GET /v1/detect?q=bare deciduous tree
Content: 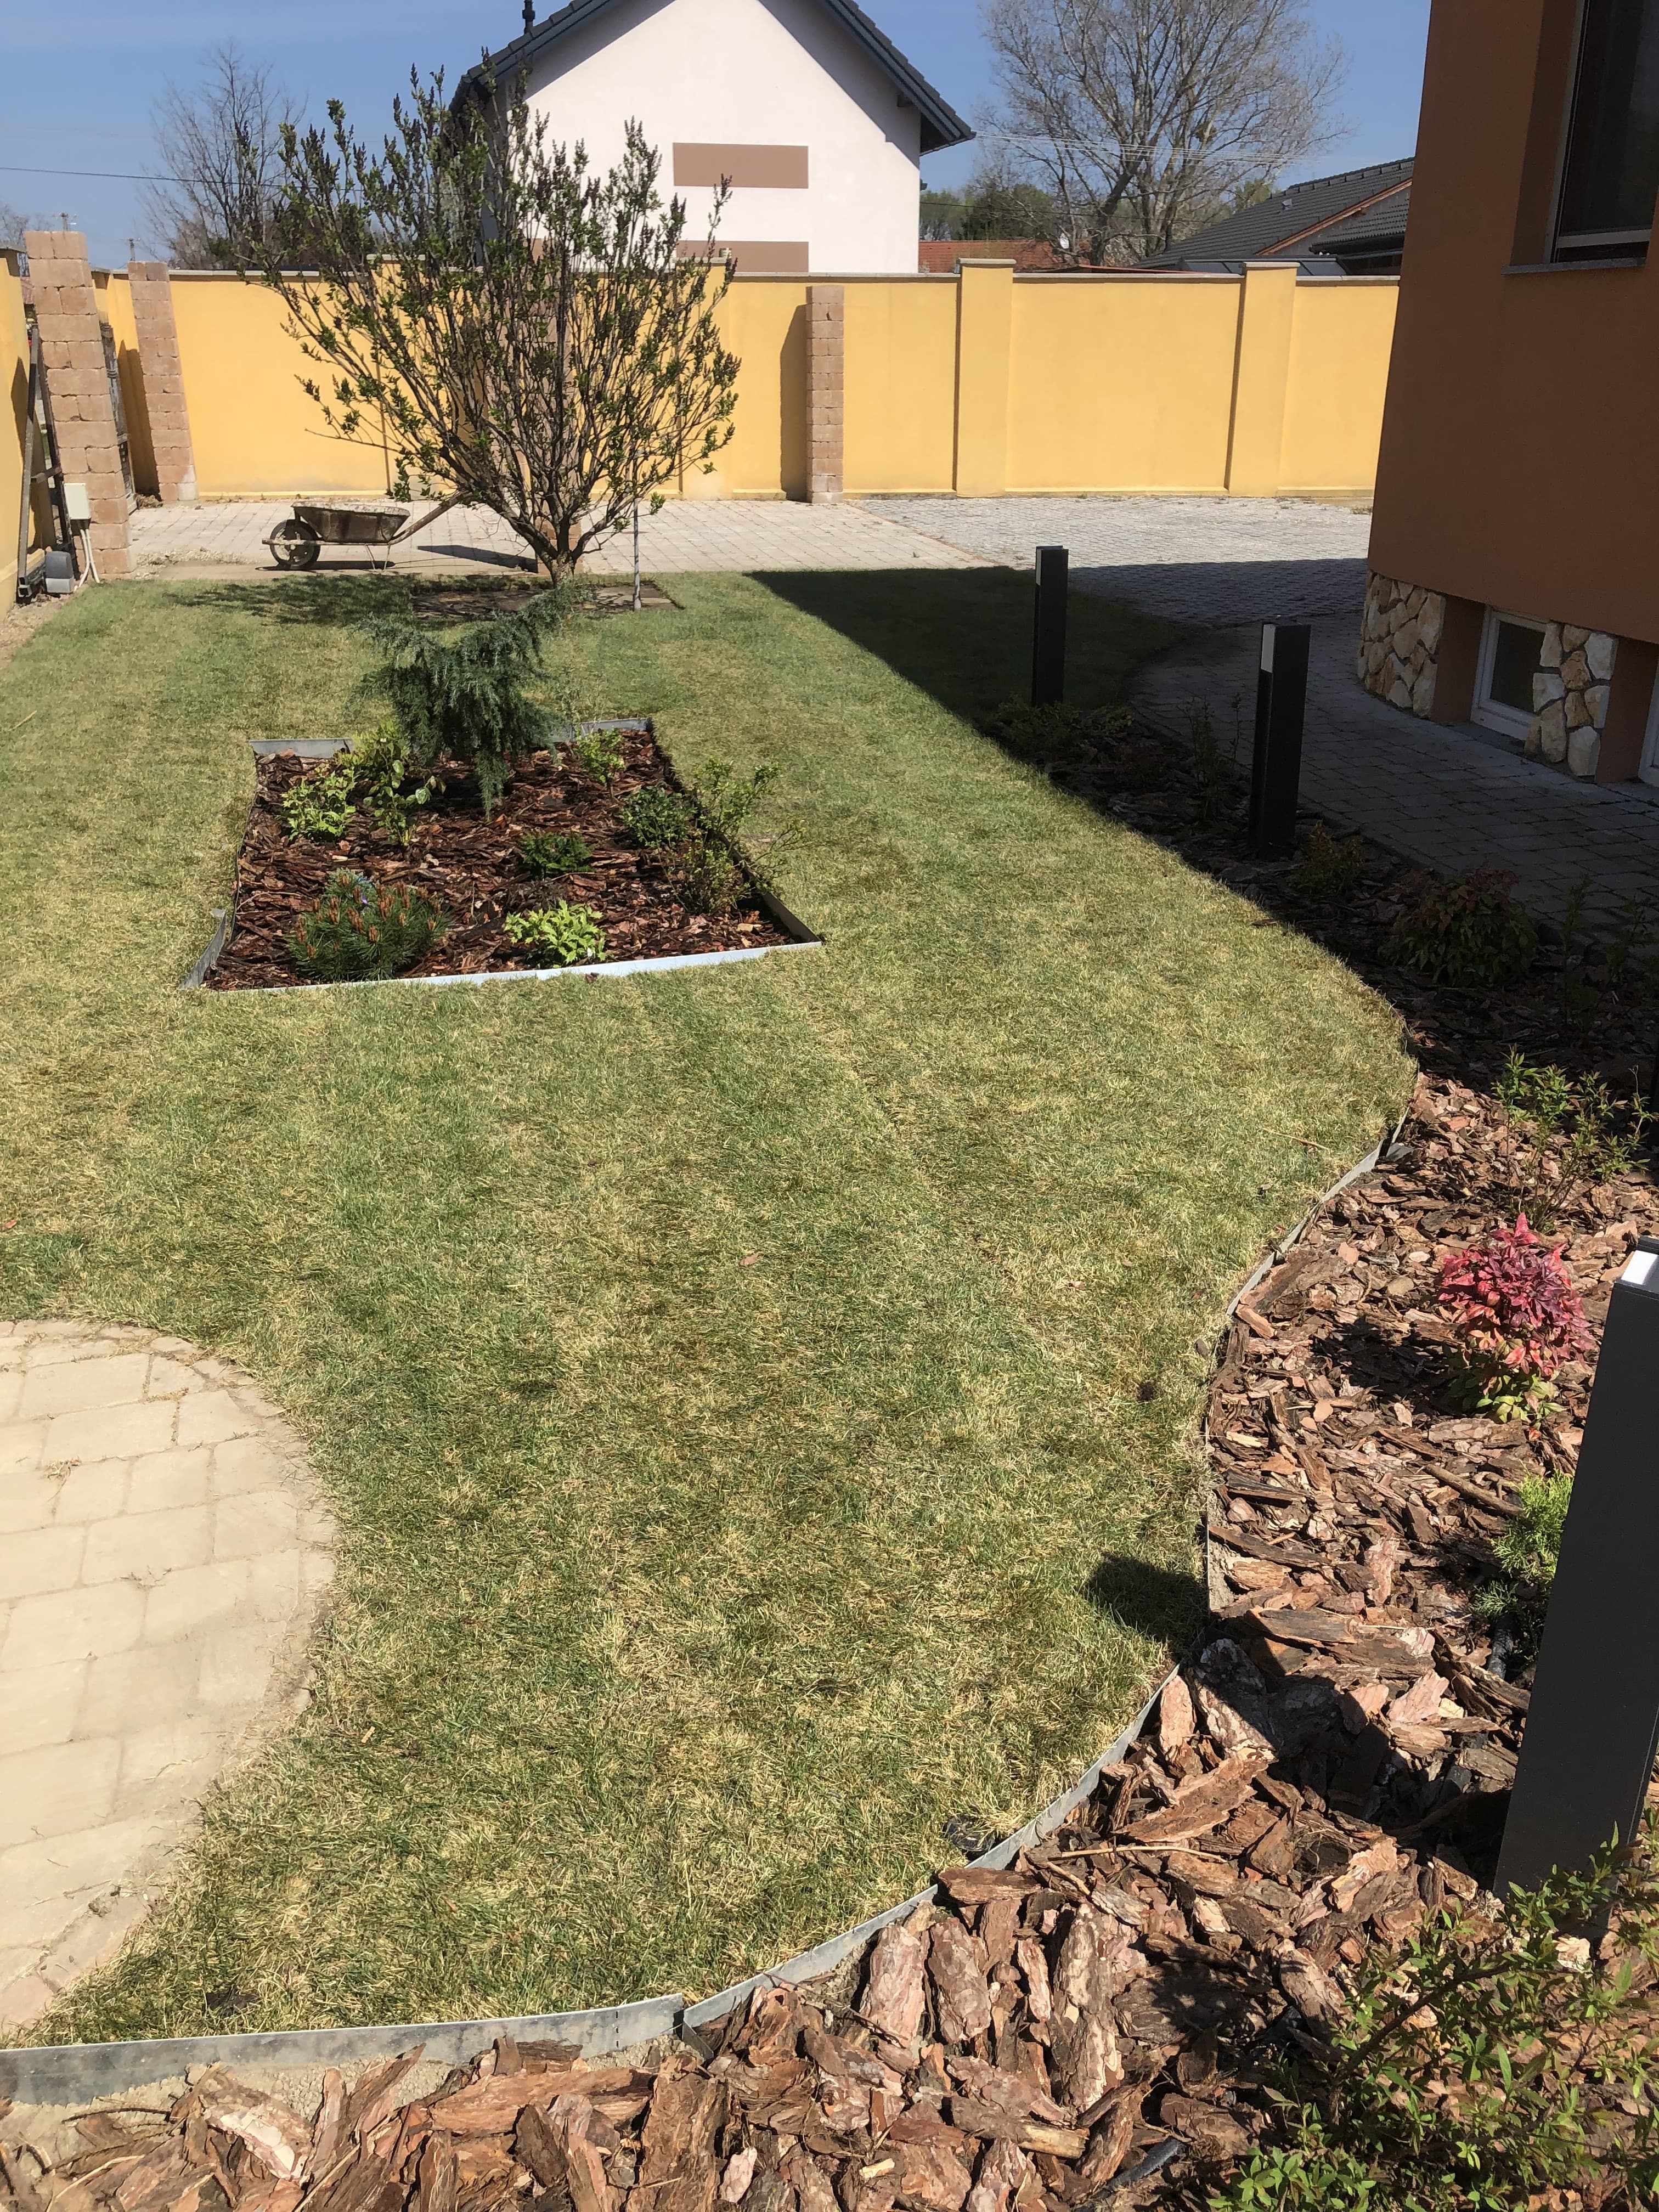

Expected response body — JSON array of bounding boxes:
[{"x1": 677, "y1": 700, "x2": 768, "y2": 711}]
[
  {"x1": 980, "y1": 0, "x2": 1345, "y2": 263},
  {"x1": 259, "y1": 70, "x2": 740, "y2": 581},
  {"x1": 0, "y1": 198, "x2": 42, "y2": 248},
  {"x1": 142, "y1": 42, "x2": 301, "y2": 268}
]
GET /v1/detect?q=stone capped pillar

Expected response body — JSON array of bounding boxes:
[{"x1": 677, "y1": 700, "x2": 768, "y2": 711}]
[
  {"x1": 24, "y1": 229, "x2": 131, "y2": 577},
  {"x1": 128, "y1": 262, "x2": 197, "y2": 504},
  {"x1": 806, "y1": 284, "x2": 844, "y2": 504}
]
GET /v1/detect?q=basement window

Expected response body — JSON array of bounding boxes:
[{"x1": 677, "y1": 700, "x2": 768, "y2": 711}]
[
  {"x1": 1474, "y1": 610, "x2": 1548, "y2": 736},
  {"x1": 1555, "y1": 0, "x2": 1659, "y2": 260}
]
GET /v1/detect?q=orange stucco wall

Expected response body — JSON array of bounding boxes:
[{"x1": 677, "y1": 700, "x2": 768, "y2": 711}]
[{"x1": 1369, "y1": 0, "x2": 1659, "y2": 646}]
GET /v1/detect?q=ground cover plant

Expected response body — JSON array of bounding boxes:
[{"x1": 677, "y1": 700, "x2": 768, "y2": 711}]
[{"x1": 0, "y1": 568, "x2": 1406, "y2": 2046}]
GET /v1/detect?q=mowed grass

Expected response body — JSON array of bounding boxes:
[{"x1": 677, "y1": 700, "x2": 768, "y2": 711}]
[{"x1": 1, "y1": 568, "x2": 1409, "y2": 2044}]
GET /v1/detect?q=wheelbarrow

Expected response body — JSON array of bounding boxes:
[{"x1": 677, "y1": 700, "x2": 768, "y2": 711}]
[{"x1": 265, "y1": 493, "x2": 463, "y2": 571}]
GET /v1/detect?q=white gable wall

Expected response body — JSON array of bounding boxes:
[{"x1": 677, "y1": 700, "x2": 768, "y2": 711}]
[{"x1": 521, "y1": 0, "x2": 924, "y2": 273}]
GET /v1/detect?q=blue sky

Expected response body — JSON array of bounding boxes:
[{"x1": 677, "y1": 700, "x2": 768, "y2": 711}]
[{"x1": 1, "y1": 0, "x2": 1431, "y2": 267}]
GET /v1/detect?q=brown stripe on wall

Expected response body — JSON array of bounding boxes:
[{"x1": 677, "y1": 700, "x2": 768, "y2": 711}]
[
  {"x1": 677, "y1": 240, "x2": 810, "y2": 273},
  {"x1": 674, "y1": 143, "x2": 809, "y2": 189}
]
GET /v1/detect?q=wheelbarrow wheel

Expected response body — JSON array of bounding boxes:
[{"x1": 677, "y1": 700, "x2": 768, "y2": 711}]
[{"x1": 269, "y1": 518, "x2": 321, "y2": 569}]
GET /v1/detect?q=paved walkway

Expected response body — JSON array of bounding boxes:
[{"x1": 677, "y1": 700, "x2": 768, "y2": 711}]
[
  {"x1": 1135, "y1": 614, "x2": 1659, "y2": 926},
  {"x1": 0, "y1": 1322, "x2": 335, "y2": 2030},
  {"x1": 866, "y1": 493, "x2": 1373, "y2": 623},
  {"x1": 130, "y1": 498, "x2": 989, "y2": 578}
]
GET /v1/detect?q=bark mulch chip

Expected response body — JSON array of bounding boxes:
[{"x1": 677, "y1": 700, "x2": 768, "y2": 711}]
[{"x1": 208, "y1": 733, "x2": 790, "y2": 991}]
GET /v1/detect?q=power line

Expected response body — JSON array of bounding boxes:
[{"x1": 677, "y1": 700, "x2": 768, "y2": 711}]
[{"x1": 0, "y1": 164, "x2": 183, "y2": 182}]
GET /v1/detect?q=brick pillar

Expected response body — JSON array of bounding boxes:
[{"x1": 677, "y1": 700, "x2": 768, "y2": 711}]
[
  {"x1": 24, "y1": 229, "x2": 131, "y2": 578},
  {"x1": 806, "y1": 284, "x2": 844, "y2": 504},
  {"x1": 128, "y1": 262, "x2": 197, "y2": 505}
]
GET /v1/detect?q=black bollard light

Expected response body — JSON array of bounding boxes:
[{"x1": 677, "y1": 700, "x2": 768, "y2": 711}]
[
  {"x1": 1497, "y1": 1236, "x2": 1659, "y2": 1896},
  {"x1": 1032, "y1": 545, "x2": 1069, "y2": 708},
  {"x1": 1248, "y1": 622, "x2": 1310, "y2": 861}
]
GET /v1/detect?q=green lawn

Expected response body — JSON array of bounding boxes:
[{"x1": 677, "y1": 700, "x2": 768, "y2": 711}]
[{"x1": 2, "y1": 569, "x2": 1409, "y2": 2044}]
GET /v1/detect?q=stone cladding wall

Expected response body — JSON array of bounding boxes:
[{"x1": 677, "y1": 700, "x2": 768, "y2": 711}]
[
  {"x1": 1528, "y1": 623, "x2": 1617, "y2": 778},
  {"x1": 1358, "y1": 569, "x2": 1444, "y2": 717}
]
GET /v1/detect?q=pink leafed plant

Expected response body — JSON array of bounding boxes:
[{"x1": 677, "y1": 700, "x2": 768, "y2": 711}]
[{"x1": 1437, "y1": 1214, "x2": 1594, "y2": 1420}]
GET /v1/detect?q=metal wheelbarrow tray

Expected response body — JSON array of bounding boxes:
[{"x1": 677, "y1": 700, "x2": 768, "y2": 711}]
[{"x1": 266, "y1": 499, "x2": 424, "y2": 571}]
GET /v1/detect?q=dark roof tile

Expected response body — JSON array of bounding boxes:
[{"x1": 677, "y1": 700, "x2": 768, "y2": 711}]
[{"x1": 1140, "y1": 159, "x2": 1414, "y2": 270}]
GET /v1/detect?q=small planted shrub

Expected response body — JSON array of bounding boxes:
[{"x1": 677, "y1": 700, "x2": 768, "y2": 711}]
[
  {"x1": 1437, "y1": 1212, "x2": 1593, "y2": 1421},
  {"x1": 1477, "y1": 1470, "x2": 1573, "y2": 1661},
  {"x1": 1496, "y1": 1048, "x2": 1648, "y2": 1226},
  {"x1": 1293, "y1": 819, "x2": 1367, "y2": 902},
  {"x1": 349, "y1": 720, "x2": 441, "y2": 848},
  {"x1": 361, "y1": 587, "x2": 571, "y2": 817},
  {"x1": 289, "y1": 871, "x2": 448, "y2": 981},
  {"x1": 1391, "y1": 866, "x2": 1538, "y2": 989},
  {"x1": 1209, "y1": 1830, "x2": 1659, "y2": 2211},
  {"x1": 620, "y1": 785, "x2": 695, "y2": 850},
  {"x1": 674, "y1": 833, "x2": 743, "y2": 916},
  {"x1": 281, "y1": 759, "x2": 358, "y2": 841},
  {"x1": 518, "y1": 830, "x2": 593, "y2": 877},
  {"x1": 503, "y1": 902, "x2": 607, "y2": 966},
  {"x1": 568, "y1": 727, "x2": 626, "y2": 785},
  {"x1": 673, "y1": 755, "x2": 800, "y2": 913}
]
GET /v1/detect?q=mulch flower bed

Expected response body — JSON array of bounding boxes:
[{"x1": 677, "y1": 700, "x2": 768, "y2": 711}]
[{"x1": 207, "y1": 735, "x2": 791, "y2": 991}]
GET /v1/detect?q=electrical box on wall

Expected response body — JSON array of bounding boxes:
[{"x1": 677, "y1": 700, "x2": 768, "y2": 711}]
[{"x1": 64, "y1": 482, "x2": 92, "y2": 524}]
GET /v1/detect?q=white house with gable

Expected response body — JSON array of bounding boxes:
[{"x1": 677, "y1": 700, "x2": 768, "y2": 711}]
[{"x1": 464, "y1": 0, "x2": 973, "y2": 273}]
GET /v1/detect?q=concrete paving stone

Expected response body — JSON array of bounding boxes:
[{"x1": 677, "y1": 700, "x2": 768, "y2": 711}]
[
  {"x1": 82, "y1": 1502, "x2": 213, "y2": 1587},
  {"x1": 246, "y1": 1548, "x2": 301, "y2": 1619},
  {"x1": 77, "y1": 1637, "x2": 202, "y2": 1737},
  {"x1": 196, "y1": 1618, "x2": 281, "y2": 1709},
  {"x1": 0, "y1": 1420, "x2": 47, "y2": 1474},
  {"x1": 144, "y1": 1355, "x2": 201, "y2": 1398},
  {"x1": 127, "y1": 1444, "x2": 214, "y2": 1515},
  {"x1": 52, "y1": 1457, "x2": 131, "y2": 1522},
  {"x1": 140, "y1": 1556, "x2": 250, "y2": 1643},
  {"x1": 0, "y1": 1816, "x2": 172, "y2": 1940},
  {"x1": 176, "y1": 1387, "x2": 257, "y2": 1448},
  {"x1": 210, "y1": 1434, "x2": 291, "y2": 1496},
  {"x1": 301, "y1": 1549, "x2": 337, "y2": 1598},
  {"x1": 0, "y1": 1660, "x2": 87, "y2": 1756},
  {"x1": 213, "y1": 1488, "x2": 299, "y2": 1561},
  {"x1": 1, "y1": 1581, "x2": 145, "y2": 1671},
  {"x1": 0, "y1": 1523, "x2": 84, "y2": 1602},
  {"x1": 114, "y1": 1716, "x2": 235, "y2": 1817},
  {"x1": 36, "y1": 1890, "x2": 150, "y2": 1993},
  {"x1": 0, "y1": 1468, "x2": 57, "y2": 1534},
  {"x1": 0, "y1": 1972, "x2": 57, "y2": 2031},
  {"x1": 0, "y1": 1372, "x2": 20, "y2": 1423},
  {"x1": 45, "y1": 1398, "x2": 174, "y2": 1465},
  {"x1": 0, "y1": 1737, "x2": 121, "y2": 1849},
  {"x1": 147, "y1": 1336, "x2": 201, "y2": 1359}
]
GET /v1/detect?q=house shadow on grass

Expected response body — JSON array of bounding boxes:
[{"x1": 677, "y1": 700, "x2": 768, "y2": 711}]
[
  {"x1": 753, "y1": 568, "x2": 1182, "y2": 728},
  {"x1": 1084, "y1": 1551, "x2": 1207, "y2": 1653}
]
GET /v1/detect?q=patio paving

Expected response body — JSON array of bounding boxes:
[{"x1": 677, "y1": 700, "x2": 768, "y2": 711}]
[
  {"x1": 0, "y1": 1322, "x2": 335, "y2": 2030},
  {"x1": 129, "y1": 497, "x2": 990, "y2": 578}
]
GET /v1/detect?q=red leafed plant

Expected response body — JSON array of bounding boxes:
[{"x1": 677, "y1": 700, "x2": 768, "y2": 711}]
[{"x1": 1437, "y1": 1214, "x2": 1594, "y2": 1420}]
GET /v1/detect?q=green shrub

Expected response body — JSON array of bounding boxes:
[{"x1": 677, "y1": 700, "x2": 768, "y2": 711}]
[
  {"x1": 568, "y1": 727, "x2": 626, "y2": 785},
  {"x1": 518, "y1": 830, "x2": 593, "y2": 877},
  {"x1": 620, "y1": 785, "x2": 695, "y2": 850},
  {"x1": 360, "y1": 588, "x2": 571, "y2": 817},
  {"x1": 1496, "y1": 1051, "x2": 1649, "y2": 1224},
  {"x1": 674, "y1": 833, "x2": 744, "y2": 916},
  {"x1": 1392, "y1": 867, "x2": 1538, "y2": 989},
  {"x1": 1210, "y1": 1830, "x2": 1659, "y2": 2210},
  {"x1": 349, "y1": 720, "x2": 441, "y2": 847},
  {"x1": 503, "y1": 902, "x2": 607, "y2": 966},
  {"x1": 1476, "y1": 1471, "x2": 1573, "y2": 1661},
  {"x1": 1293, "y1": 820, "x2": 1367, "y2": 902},
  {"x1": 281, "y1": 760, "x2": 358, "y2": 841},
  {"x1": 289, "y1": 871, "x2": 448, "y2": 981}
]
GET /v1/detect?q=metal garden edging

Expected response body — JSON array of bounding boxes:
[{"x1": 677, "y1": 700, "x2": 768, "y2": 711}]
[{"x1": 182, "y1": 723, "x2": 822, "y2": 992}]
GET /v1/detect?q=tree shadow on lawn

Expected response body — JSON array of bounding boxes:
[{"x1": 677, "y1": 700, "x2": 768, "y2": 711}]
[{"x1": 1084, "y1": 1551, "x2": 1207, "y2": 1654}]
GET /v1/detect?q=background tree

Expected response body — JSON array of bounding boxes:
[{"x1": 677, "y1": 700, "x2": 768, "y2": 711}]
[
  {"x1": 261, "y1": 71, "x2": 739, "y2": 580},
  {"x1": 0, "y1": 198, "x2": 42, "y2": 247},
  {"x1": 980, "y1": 0, "x2": 1345, "y2": 264},
  {"x1": 142, "y1": 42, "x2": 302, "y2": 268}
]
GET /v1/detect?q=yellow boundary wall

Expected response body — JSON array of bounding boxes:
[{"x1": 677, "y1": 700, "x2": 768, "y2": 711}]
[{"x1": 5, "y1": 260, "x2": 1397, "y2": 558}]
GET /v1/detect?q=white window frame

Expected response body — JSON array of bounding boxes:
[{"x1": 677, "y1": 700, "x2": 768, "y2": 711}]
[
  {"x1": 1474, "y1": 607, "x2": 1550, "y2": 737},
  {"x1": 1640, "y1": 668, "x2": 1659, "y2": 786}
]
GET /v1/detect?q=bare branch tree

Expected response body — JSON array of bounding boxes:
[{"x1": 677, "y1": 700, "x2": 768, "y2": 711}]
[
  {"x1": 980, "y1": 0, "x2": 1346, "y2": 263},
  {"x1": 142, "y1": 42, "x2": 301, "y2": 268},
  {"x1": 0, "y1": 197, "x2": 42, "y2": 248},
  {"x1": 259, "y1": 69, "x2": 740, "y2": 581}
]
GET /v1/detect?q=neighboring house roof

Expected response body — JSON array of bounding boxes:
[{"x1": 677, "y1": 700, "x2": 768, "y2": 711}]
[
  {"x1": 918, "y1": 239, "x2": 1060, "y2": 272},
  {"x1": 462, "y1": 0, "x2": 974, "y2": 155},
  {"x1": 1141, "y1": 159, "x2": 1414, "y2": 274},
  {"x1": 1308, "y1": 187, "x2": 1413, "y2": 258}
]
